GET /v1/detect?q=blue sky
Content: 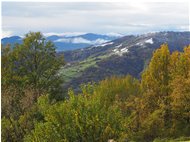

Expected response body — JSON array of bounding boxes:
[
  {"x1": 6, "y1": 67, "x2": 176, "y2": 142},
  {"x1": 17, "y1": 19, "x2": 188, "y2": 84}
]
[{"x1": 2, "y1": 2, "x2": 189, "y2": 37}]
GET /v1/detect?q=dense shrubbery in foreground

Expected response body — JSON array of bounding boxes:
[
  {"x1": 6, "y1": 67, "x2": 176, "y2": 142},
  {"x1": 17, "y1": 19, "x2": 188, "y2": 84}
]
[{"x1": 2, "y1": 32, "x2": 190, "y2": 142}]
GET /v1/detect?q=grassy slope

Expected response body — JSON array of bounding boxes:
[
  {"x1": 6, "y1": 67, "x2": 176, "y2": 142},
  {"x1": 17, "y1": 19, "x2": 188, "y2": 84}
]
[{"x1": 59, "y1": 54, "x2": 111, "y2": 83}]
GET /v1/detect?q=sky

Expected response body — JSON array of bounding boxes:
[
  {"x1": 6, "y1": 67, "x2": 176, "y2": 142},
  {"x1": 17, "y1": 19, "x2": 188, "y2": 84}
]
[{"x1": 2, "y1": 2, "x2": 190, "y2": 37}]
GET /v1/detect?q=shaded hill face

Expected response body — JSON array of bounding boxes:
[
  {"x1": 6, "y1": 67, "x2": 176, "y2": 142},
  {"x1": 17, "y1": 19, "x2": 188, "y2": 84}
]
[
  {"x1": 60, "y1": 31, "x2": 190, "y2": 91},
  {"x1": 1, "y1": 36, "x2": 22, "y2": 45}
]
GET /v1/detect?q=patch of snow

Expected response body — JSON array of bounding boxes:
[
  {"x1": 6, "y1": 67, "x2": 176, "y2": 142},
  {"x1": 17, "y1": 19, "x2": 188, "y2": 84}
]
[
  {"x1": 145, "y1": 38, "x2": 153, "y2": 44},
  {"x1": 112, "y1": 47, "x2": 129, "y2": 56},
  {"x1": 136, "y1": 42, "x2": 143, "y2": 46},
  {"x1": 115, "y1": 44, "x2": 122, "y2": 48},
  {"x1": 121, "y1": 48, "x2": 128, "y2": 53},
  {"x1": 113, "y1": 49, "x2": 118, "y2": 52},
  {"x1": 136, "y1": 38, "x2": 153, "y2": 46},
  {"x1": 163, "y1": 32, "x2": 169, "y2": 36},
  {"x1": 100, "y1": 42, "x2": 113, "y2": 47}
]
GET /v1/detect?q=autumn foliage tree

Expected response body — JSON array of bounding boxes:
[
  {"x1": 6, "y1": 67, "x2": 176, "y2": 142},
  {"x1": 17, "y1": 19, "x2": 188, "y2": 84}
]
[{"x1": 128, "y1": 44, "x2": 190, "y2": 141}]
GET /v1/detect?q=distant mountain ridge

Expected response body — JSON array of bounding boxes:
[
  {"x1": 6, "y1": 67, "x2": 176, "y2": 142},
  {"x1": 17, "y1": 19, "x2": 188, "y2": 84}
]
[
  {"x1": 1, "y1": 36, "x2": 22, "y2": 45},
  {"x1": 1, "y1": 33, "x2": 123, "y2": 51}
]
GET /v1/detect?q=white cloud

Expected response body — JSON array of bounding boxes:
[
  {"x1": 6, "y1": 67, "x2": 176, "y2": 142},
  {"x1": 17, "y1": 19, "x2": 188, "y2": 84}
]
[
  {"x1": 72, "y1": 37, "x2": 91, "y2": 44},
  {"x1": 55, "y1": 37, "x2": 91, "y2": 43},
  {"x1": 44, "y1": 32, "x2": 86, "y2": 37},
  {"x1": 55, "y1": 38, "x2": 71, "y2": 42},
  {"x1": 2, "y1": 2, "x2": 189, "y2": 36},
  {"x1": 104, "y1": 32, "x2": 123, "y2": 37},
  {"x1": 55, "y1": 37, "x2": 109, "y2": 45},
  {"x1": 2, "y1": 30, "x2": 13, "y2": 38}
]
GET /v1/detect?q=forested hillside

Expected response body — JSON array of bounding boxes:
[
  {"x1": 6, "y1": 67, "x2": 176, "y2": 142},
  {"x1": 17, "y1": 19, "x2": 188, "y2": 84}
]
[
  {"x1": 1, "y1": 32, "x2": 190, "y2": 142},
  {"x1": 60, "y1": 32, "x2": 190, "y2": 92}
]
